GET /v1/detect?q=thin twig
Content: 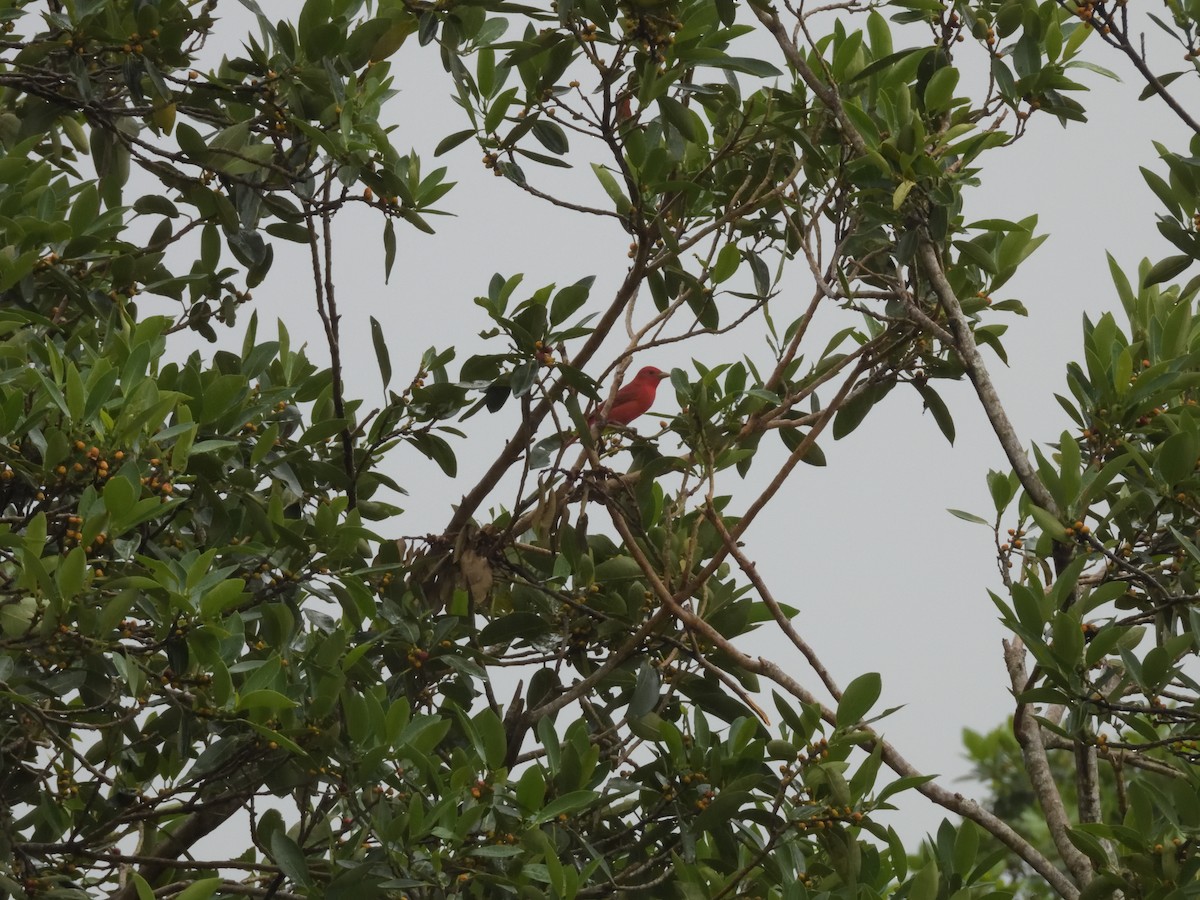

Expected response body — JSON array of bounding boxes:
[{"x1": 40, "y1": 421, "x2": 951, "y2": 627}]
[
  {"x1": 704, "y1": 507, "x2": 842, "y2": 700},
  {"x1": 306, "y1": 181, "x2": 357, "y2": 508}
]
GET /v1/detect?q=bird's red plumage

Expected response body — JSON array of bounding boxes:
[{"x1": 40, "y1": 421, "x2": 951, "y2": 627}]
[{"x1": 588, "y1": 366, "x2": 669, "y2": 427}]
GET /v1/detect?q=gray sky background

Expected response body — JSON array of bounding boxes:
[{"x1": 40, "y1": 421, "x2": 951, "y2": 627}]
[{"x1": 187, "y1": 0, "x2": 1198, "y2": 841}]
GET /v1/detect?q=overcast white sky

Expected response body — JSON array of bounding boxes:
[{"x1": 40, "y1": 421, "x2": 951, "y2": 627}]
[{"x1": 194, "y1": 0, "x2": 1197, "y2": 840}]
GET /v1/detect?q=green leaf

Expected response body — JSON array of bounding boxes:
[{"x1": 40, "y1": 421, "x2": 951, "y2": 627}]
[
  {"x1": 435, "y1": 129, "x2": 476, "y2": 156},
  {"x1": 65, "y1": 363, "x2": 85, "y2": 422},
  {"x1": 591, "y1": 163, "x2": 632, "y2": 215},
  {"x1": 270, "y1": 831, "x2": 312, "y2": 887},
  {"x1": 1077, "y1": 873, "x2": 1131, "y2": 900},
  {"x1": 1067, "y1": 827, "x2": 1112, "y2": 867},
  {"x1": 630, "y1": 660, "x2": 661, "y2": 718},
  {"x1": 200, "y1": 579, "x2": 247, "y2": 618},
  {"x1": 832, "y1": 383, "x2": 884, "y2": 439},
  {"x1": 237, "y1": 689, "x2": 296, "y2": 712},
  {"x1": 473, "y1": 707, "x2": 507, "y2": 770},
  {"x1": 532, "y1": 119, "x2": 569, "y2": 155},
  {"x1": 298, "y1": 0, "x2": 333, "y2": 54},
  {"x1": 867, "y1": 10, "x2": 893, "y2": 55},
  {"x1": 658, "y1": 95, "x2": 697, "y2": 141},
  {"x1": 383, "y1": 218, "x2": 397, "y2": 284},
  {"x1": 712, "y1": 243, "x2": 740, "y2": 284},
  {"x1": 1064, "y1": 59, "x2": 1121, "y2": 81},
  {"x1": 955, "y1": 239, "x2": 998, "y2": 274},
  {"x1": 370, "y1": 316, "x2": 392, "y2": 389},
  {"x1": 923, "y1": 66, "x2": 960, "y2": 112},
  {"x1": 747, "y1": 252, "x2": 770, "y2": 296},
  {"x1": 1141, "y1": 166, "x2": 1183, "y2": 218},
  {"x1": 175, "y1": 122, "x2": 208, "y2": 161},
  {"x1": 484, "y1": 86, "x2": 518, "y2": 134},
  {"x1": 1028, "y1": 504, "x2": 1067, "y2": 541},
  {"x1": 56, "y1": 547, "x2": 87, "y2": 599},
  {"x1": 876, "y1": 772, "x2": 937, "y2": 804},
  {"x1": 909, "y1": 862, "x2": 939, "y2": 900},
  {"x1": 530, "y1": 790, "x2": 599, "y2": 824},
  {"x1": 130, "y1": 874, "x2": 155, "y2": 900},
  {"x1": 1143, "y1": 254, "x2": 1192, "y2": 287},
  {"x1": 1155, "y1": 429, "x2": 1197, "y2": 485},
  {"x1": 836, "y1": 672, "x2": 881, "y2": 726},
  {"x1": 176, "y1": 880, "x2": 221, "y2": 900},
  {"x1": 698, "y1": 56, "x2": 783, "y2": 77},
  {"x1": 987, "y1": 470, "x2": 1016, "y2": 513},
  {"x1": 1051, "y1": 610, "x2": 1084, "y2": 667},
  {"x1": 947, "y1": 508, "x2": 989, "y2": 525},
  {"x1": 1011, "y1": 583, "x2": 1048, "y2": 633},
  {"x1": 1, "y1": 598, "x2": 37, "y2": 639},
  {"x1": 171, "y1": 418, "x2": 197, "y2": 472},
  {"x1": 849, "y1": 47, "x2": 930, "y2": 83},
  {"x1": 953, "y1": 821, "x2": 980, "y2": 875},
  {"x1": 916, "y1": 383, "x2": 954, "y2": 444},
  {"x1": 516, "y1": 765, "x2": 547, "y2": 813},
  {"x1": 134, "y1": 194, "x2": 179, "y2": 218},
  {"x1": 1058, "y1": 430, "x2": 1081, "y2": 507},
  {"x1": 370, "y1": 18, "x2": 417, "y2": 62},
  {"x1": 550, "y1": 277, "x2": 593, "y2": 325},
  {"x1": 409, "y1": 432, "x2": 457, "y2": 477},
  {"x1": 479, "y1": 612, "x2": 548, "y2": 646}
]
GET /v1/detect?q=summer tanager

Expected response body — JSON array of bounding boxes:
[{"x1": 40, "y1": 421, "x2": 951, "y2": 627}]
[{"x1": 588, "y1": 365, "x2": 670, "y2": 428}]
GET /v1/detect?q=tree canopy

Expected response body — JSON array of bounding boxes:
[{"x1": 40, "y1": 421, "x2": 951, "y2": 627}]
[{"x1": 2, "y1": 0, "x2": 1200, "y2": 898}]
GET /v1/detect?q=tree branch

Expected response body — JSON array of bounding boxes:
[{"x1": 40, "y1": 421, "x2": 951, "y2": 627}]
[
  {"x1": 1004, "y1": 638, "x2": 1094, "y2": 885},
  {"x1": 112, "y1": 795, "x2": 246, "y2": 900},
  {"x1": 916, "y1": 239, "x2": 1060, "y2": 518}
]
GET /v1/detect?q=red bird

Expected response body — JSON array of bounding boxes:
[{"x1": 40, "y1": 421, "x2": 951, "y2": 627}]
[{"x1": 589, "y1": 365, "x2": 670, "y2": 428}]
